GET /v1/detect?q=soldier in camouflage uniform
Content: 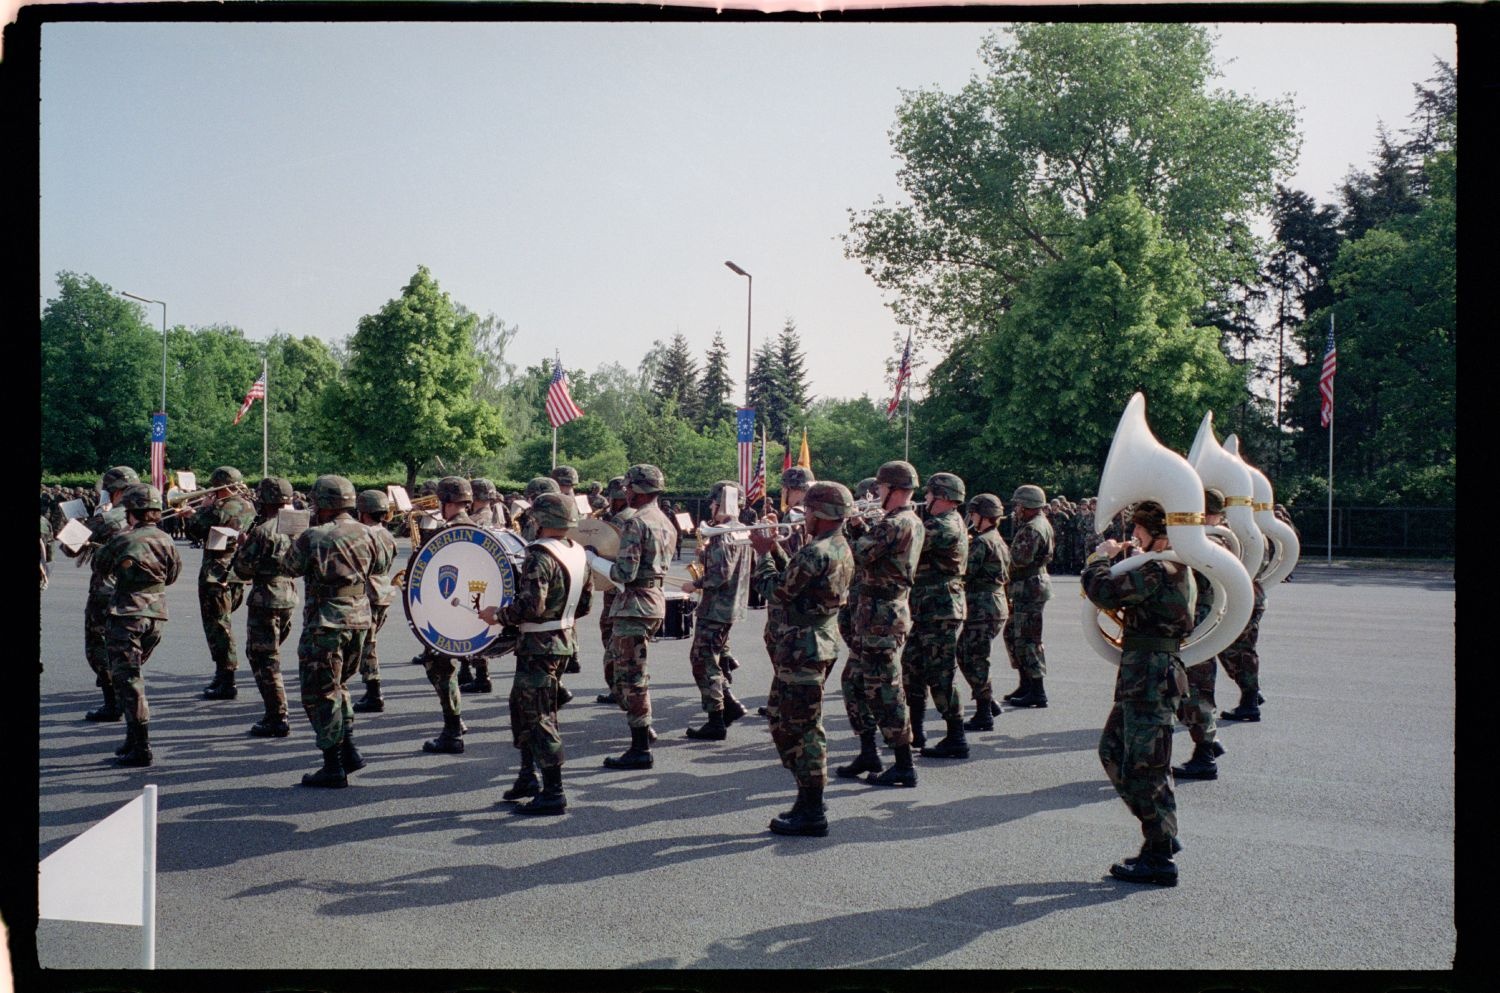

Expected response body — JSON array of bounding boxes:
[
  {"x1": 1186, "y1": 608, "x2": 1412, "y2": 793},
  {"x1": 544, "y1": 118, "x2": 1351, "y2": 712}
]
[
  {"x1": 902, "y1": 472, "x2": 970, "y2": 759},
  {"x1": 185, "y1": 466, "x2": 256, "y2": 700},
  {"x1": 1172, "y1": 488, "x2": 1230, "y2": 780},
  {"x1": 1081, "y1": 500, "x2": 1194, "y2": 886},
  {"x1": 586, "y1": 480, "x2": 607, "y2": 514},
  {"x1": 469, "y1": 478, "x2": 509, "y2": 530},
  {"x1": 1218, "y1": 509, "x2": 1268, "y2": 722},
  {"x1": 750, "y1": 482, "x2": 856, "y2": 836},
  {"x1": 594, "y1": 463, "x2": 676, "y2": 770},
  {"x1": 230, "y1": 477, "x2": 299, "y2": 738},
  {"x1": 62, "y1": 466, "x2": 140, "y2": 722},
  {"x1": 94, "y1": 485, "x2": 182, "y2": 767},
  {"x1": 40, "y1": 510, "x2": 53, "y2": 590},
  {"x1": 549, "y1": 467, "x2": 586, "y2": 677},
  {"x1": 837, "y1": 460, "x2": 924, "y2": 787},
  {"x1": 594, "y1": 476, "x2": 634, "y2": 707},
  {"x1": 959, "y1": 493, "x2": 1011, "y2": 733},
  {"x1": 352, "y1": 490, "x2": 399, "y2": 714},
  {"x1": 681, "y1": 480, "x2": 752, "y2": 740},
  {"x1": 1003, "y1": 483, "x2": 1055, "y2": 709},
  {"x1": 830, "y1": 475, "x2": 881, "y2": 768},
  {"x1": 479, "y1": 492, "x2": 593, "y2": 815},
  {"x1": 752, "y1": 466, "x2": 816, "y2": 718},
  {"x1": 280, "y1": 475, "x2": 377, "y2": 788},
  {"x1": 418, "y1": 476, "x2": 479, "y2": 754}
]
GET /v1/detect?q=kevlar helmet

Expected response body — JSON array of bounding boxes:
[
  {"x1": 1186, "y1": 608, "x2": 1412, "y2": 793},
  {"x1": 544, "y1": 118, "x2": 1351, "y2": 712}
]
[
  {"x1": 310, "y1": 475, "x2": 357, "y2": 511},
  {"x1": 606, "y1": 476, "x2": 628, "y2": 501},
  {"x1": 926, "y1": 471, "x2": 966, "y2": 504},
  {"x1": 875, "y1": 460, "x2": 919, "y2": 490},
  {"x1": 209, "y1": 466, "x2": 243, "y2": 487},
  {"x1": 625, "y1": 463, "x2": 665, "y2": 494},
  {"x1": 968, "y1": 493, "x2": 1005, "y2": 520},
  {"x1": 256, "y1": 477, "x2": 294, "y2": 506},
  {"x1": 1203, "y1": 488, "x2": 1226, "y2": 515},
  {"x1": 418, "y1": 479, "x2": 439, "y2": 497},
  {"x1": 357, "y1": 489, "x2": 390, "y2": 515},
  {"x1": 1011, "y1": 484, "x2": 1046, "y2": 509},
  {"x1": 1132, "y1": 500, "x2": 1168, "y2": 539},
  {"x1": 436, "y1": 476, "x2": 473, "y2": 505},
  {"x1": 101, "y1": 466, "x2": 141, "y2": 495},
  {"x1": 119, "y1": 485, "x2": 163, "y2": 511},
  {"x1": 531, "y1": 492, "x2": 578, "y2": 530},
  {"x1": 471, "y1": 478, "x2": 498, "y2": 503},
  {"x1": 854, "y1": 477, "x2": 879, "y2": 500},
  {"x1": 709, "y1": 479, "x2": 739, "y2": 509},
  {"x1": 781, "y1": 466, "x2": 815, "y2": 491},
  {"x1": 549, "y1": 465, "x2": 579, "y2": 487},
  {"x1": 803, "y1": 482, "x2": 855, "y2": 521},
  {"x1": 525, "y1": 476, "x2": 560, "y2": 501}
]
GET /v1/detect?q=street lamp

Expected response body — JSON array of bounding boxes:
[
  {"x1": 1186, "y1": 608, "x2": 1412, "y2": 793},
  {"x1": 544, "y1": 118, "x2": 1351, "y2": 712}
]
[
  {"x1": 121, "y1": 291, "x2": 167, "y2": 412},
  {"x1": 724, "y1": 261, "x2": 751, "y2": 405}
]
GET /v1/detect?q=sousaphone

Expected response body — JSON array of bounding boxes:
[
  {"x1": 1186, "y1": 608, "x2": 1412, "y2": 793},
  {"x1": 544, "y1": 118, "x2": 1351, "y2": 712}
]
[
  {"x1": 1223, "y1": 435, "x2": 1301, "y2": 587},
  {"x1": 1081, "y1": 393, "x2": 1254, "y2": 666},
  {"x1": 1188, "y1": 411, "x2": 1265, "y2": 574}
]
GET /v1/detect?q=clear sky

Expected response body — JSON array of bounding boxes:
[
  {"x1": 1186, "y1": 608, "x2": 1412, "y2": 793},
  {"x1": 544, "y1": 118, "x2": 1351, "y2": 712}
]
[{"x1": 37, "y1": 16, "x2": 1456, "y2": 405}]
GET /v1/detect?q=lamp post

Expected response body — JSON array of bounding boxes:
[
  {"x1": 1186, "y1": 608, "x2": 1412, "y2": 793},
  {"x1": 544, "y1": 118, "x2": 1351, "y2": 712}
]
[
  {"x1": 724, "y1": 261, "x2": 751, "y2": 405},
  {"x1": 121, "y1": 292, "x2": 167, "y2": 412}
]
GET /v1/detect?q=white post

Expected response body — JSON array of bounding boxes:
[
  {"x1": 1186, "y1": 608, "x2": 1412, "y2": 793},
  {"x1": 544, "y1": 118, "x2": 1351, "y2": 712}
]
[
  {"x1": 142, "y1": 784, "x2": 157, "y2": 969},
  {"x1": 261, "y1": 357, "x2": 269, "y2": 477},
  {"x1": 1326, "y1": 314, "x2": 1335, "y2": 564}
]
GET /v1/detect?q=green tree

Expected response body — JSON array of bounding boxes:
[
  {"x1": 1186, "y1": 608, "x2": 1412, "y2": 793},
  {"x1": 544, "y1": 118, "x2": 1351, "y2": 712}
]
[
  {"x1": 651, "y1": 332, "x2": 702, "y2": 424},
  {"x1": 844, "y1": 22, "x2": 1298, "y2": 345},
  {"x1": 261, "y1": 334, "x2": 342, "y2": 476},
  {"x1": 512, "y1": 415, "x2": 629, "y2": 484},
  {"x1": 161, "y1": 324, "x2": 263, "y2": 474},
  {"x1": 698, "y1": 330, "x2": 736, "y2": 429},
  {"x1": 801, "y1": 396, "x2": 905, "y2": 485},
  {"x1": 324, "y1": 266, "x2": 506, "y2": 490},
  {"x1": 776, "y1": 319, "x2": 812, "y2": 414},
  {"x1": 41, "y1": 272, "x2": 160, "y2": 473}
]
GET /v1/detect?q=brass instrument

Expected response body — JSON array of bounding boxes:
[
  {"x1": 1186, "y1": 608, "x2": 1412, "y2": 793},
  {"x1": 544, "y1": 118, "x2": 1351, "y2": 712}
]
[
  {"x1": 392, "y1": 494, "x2": 442, "y2": 541},
  {"x1": 697, "y1": 521, "x2": 799, "y2": 539},
  {"x1": 160, "y1": 481, "x2": 253, "y2": 521}
]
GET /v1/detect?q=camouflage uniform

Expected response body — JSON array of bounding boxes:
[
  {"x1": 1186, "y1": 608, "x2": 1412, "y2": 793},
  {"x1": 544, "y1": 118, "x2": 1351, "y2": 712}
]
[
  {"x1": 1219, "y1": 577, "x2": 1267, "y2": 713},
  {"x1": 496, "y1": 535, "x2": 592, "y2": 770},
  {"x1": 756, "y1": 525, "x2": 854, "y2": 788},
  {"x1": 1004, "y1": 511, "x2": 1054, "y2": 679},
  {"x1": 358, "y1": 517, "x2": 399, "y2": 686},
  {"x1": 1178, "y1": 528, "x2": 1232, "y2": 750},
  {"x1": 846, "y1": 502, "x2": 923, "y2": 748},
  {"x1": 607, "y1": 495, "x2": 675, "y2": 730},
  {"x1": 901, "y1": 505, "x2": 968, "y2": 725},
  {"x1": 1082, "y1": 551, "x2": 1195, "y2": 850},
  {"x1": 595, "y1": 495, "x2": 634, "y2": 701},
  {"x1": 280, "y1": 497, "x2": 375, "y2": 756},
  {"x1": 689, "y1": 530, "x2": 752, "y2": 715},
  {"x1": 959, "y1": 520, "x2": 1011, "y2": 714},
  {"x1": 230, "y1": 494, "x2": 299, "y2": 729},
  {"x1": 421, "y1": 506, "x2": 477, "y2": 728},
  {"x1": 185, "y1": 478, "x2": 256, "y2": 688},
  {"x1": 94, "y1": 496, "x2": 181, "y2": 763},
  {"x1": 79, "y1": 500, "x2": 134, "y2": 697}
]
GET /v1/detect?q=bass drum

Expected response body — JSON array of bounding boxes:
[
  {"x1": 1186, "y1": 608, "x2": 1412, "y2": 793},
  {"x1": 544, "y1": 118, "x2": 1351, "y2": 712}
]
[
  {"x1": 657, "y1": 591, "x2": 695, "y2": 640},
  {"x1": 488, "y1": 527, "x2": 529, "y2": 569},
  {"x1": 403, "y1": 524, "x2": 517, "y2": 658}
]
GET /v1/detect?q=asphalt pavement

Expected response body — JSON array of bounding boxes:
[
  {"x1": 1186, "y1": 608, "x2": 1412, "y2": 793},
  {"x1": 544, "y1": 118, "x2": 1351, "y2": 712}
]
[{"x1": 31, "y1": 540, "x2": 1458, "y2": 979}]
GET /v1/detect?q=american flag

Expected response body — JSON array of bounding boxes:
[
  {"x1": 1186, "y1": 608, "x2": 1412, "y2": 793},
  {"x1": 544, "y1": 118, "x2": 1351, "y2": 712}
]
[
  {"x1": 886, "y1": 331, "x2": 913, "y2": 419},
  {"x1": 545, "y1": 355, "x2": 585, "y2": 429},
  {"x1": 736, "y1": 407, "x2": 756, "y2": 494},
  {"x1": 1318, "y1": 324, "x2": 1337, "y2": 428},
  {"x1": 746, "y1": 428, "x2": 767, "y2": 507},
  {"x1": 149, "y1": 413, "x2": 167, "y2": 493},
  {"x1": 233, "y1": 373, "x2": 266, "y2": 426}
]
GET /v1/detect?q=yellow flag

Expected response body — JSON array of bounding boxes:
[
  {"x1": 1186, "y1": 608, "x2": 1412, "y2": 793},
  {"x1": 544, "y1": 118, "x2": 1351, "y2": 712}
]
[{"x1": 797, "y1": 427, "x2": 811, "y2": 469}]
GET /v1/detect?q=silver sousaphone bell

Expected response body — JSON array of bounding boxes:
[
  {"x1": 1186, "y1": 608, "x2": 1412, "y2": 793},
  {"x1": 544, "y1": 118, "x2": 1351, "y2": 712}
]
[{"x1": 1081, "y1": 393, "x2": 1255, "y2": 666}]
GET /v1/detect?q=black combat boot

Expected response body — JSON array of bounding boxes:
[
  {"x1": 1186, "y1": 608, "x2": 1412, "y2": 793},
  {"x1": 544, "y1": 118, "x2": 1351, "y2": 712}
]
[
  {"x1": 249, "y1": 710, "x2": 291, "y2": 738},
  {"x1": 518, "y1": 765, "x2": 567, "y2": 816},
  {"x1": 114, "y1": 724, "x2": 139, "y2": 757},
  {"x1": 909, "y1": 702, "x2": 927, "y2": 748},
  {"x1": 685, "y1": 709, "x2": 728, "y2": 740},
  {"x1": 300, "y1": 746, "x2": 347, "y2": 788},
  {"x1": 769, "y1": 785, "x2": 829, "y2": 837},
  {"x1": 1009, "y1": 676, "x2": 1048, "y2": 708},
  {"x1": 423, "y1": 715, "x2": 466, "y2": 754},
  {"x1": 564, "y1": 655, "x2": 581, "y2": 674},
  {"x1": 963, "y1": 694, "x2": 995, "y2": 732},
  {"x1": 867, "y1": 744, "x2": 917, "y2": 787},
  {"x1": 921, "y1": 718, "x2": 971, "y2": 759},
  {"x1": 1002, "y1": 673, "x2": 1029, "y2": 702},
  {"x1": 203, "y1": 670, "x2": 238, "y2": 700},
  {"x1": 503, "y1": 747, "x2": 540, "y2": 801},
  {"x1": 353, "y1": 680, "x2": 384, "y2": 713},
  {"x1": 340, "y1": 729, "x2": 366, "y2": 772},
  {"x1": 722, "y1": 652, "x2": 740, "y2": 684},
  {"x1": 85, "y1": 685, "x2": 122, "y2": 722},
  {"x1": 1211, "y1": 740, "x2": 1226, "y2": 758},
  {"x1": 722, "y1": 692, "x2": 748, "y2": 727},
  {"x1": 1219, "y1": 692, "x2": 1261, "y2": 722},
  {"x1": 456, "y1": 657, "x2": 474, "y2": 688},
  {"x1": 115, "y1": 724, "x2": 153, "y2": 767},
  {"x1": 1109, "y1": 840, "x2": 1178, "y2": 886},
  {"x1": 1120, "y1": 836, "x2": 1183, "y2": 865},
  {"x1": 460, "y1": 658, "x2": 491, "y2": 694},
  {"x1": 596, "y1": 691, "x2": 618, "y2": 705},
  {"x1": 603, "y1": 726, "x2": 654, "y2": 769},
  {"x1": 556, "y1": 684, "x2": 574, "y2": 707},
  {"x1": 835, "y1": 731, "x2": 883, "y2": 779},
  {"x1": 1172, "y1": 742, "x2": 1218, "y2": 780}
]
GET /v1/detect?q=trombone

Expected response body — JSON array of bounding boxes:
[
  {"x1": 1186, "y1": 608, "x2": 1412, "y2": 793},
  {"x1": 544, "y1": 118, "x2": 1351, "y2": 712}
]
[
  {"x1": 697, "y1": 520, "x2": 800, "y2": 539},
  {"x1": 160, "y1": 481, "x2": 253, "y2": 521}
]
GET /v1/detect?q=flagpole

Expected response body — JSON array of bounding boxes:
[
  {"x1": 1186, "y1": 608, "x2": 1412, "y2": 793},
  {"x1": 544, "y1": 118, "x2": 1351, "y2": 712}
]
[
  {"x1": 1326, "y1": 313, "x2": 1335, "y2": 564},
  {"x1": 142, "y1": 784, "x2": 157, "y2": 969},
  {"x1": 260, "y1": 357, "x2": 268, "y2": 477},
  {"x1": 904, "y1": 381, "x2": 911, "y2": 463},
  {"x1": 552, "y1": 426, "x2": 558, "y2": 471}
]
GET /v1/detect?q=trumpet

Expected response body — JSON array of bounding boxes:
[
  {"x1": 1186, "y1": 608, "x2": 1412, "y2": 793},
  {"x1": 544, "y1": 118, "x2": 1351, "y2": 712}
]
[{"x1": 697, "y1": 521, "x2": 799, "y2": 539}]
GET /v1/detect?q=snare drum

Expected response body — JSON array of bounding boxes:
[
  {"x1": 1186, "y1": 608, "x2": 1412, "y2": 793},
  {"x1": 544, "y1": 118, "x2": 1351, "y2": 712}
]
[{"x1": 656, "y1": 591, "x2": 695, "y2": 640}]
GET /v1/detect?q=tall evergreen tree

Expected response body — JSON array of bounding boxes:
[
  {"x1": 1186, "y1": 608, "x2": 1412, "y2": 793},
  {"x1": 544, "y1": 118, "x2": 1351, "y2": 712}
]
[
  {"x1": 698, "y1": 330, "x2": 736, "y2": 429},
  {"x1": 651, "y1": 332, "x2": 702, "y2": 424},
  {"x1": 747, "y1": 339, "x2": 789, "y2": 444},
  {"x1": 1338, "y1": 125, "x2": 1422, "y2": 242},
  {"x1": 776, "y1": 319, "x2": 812, "y2": 415}
]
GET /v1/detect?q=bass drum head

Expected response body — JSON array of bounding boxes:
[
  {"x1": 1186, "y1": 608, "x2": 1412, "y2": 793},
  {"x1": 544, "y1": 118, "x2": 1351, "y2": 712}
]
[
  {"x1": 403, "y1": 524, "x2": 517, "y2": 658},
  {"x1": 489, "y1": 527, "x2": 528, "y2": 567}
]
